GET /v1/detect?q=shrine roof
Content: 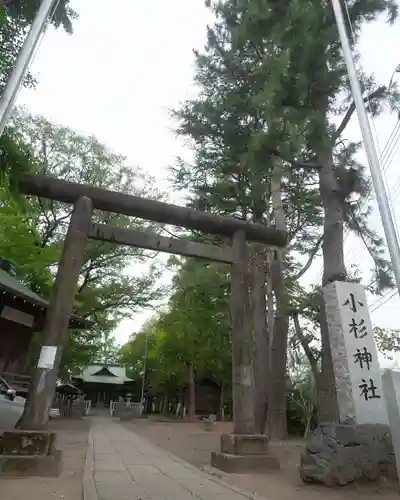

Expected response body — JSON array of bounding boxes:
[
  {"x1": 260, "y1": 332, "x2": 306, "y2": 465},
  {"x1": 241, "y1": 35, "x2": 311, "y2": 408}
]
[
  {"x1": 0, "y1": 268, "x2": 47, "y2": 307},
  {"x1": 0, "y1": 267, "x2": 92, "y2": 330},
  {"x1": 73, "y1": 364, "x2": 133, "y2": 385}
]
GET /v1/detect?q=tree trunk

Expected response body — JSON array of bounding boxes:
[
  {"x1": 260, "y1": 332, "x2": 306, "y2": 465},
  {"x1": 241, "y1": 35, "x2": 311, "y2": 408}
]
[
  {"x1": 187, "y1": 362, "x2": 196, "y2": 420},
  {"x1": 318, "y1": 149, "x2": 347, "y2": 285},
  {"x1": 268, "y1": 258, "x2": 289, "y2": 440},
  {"x1": 316, "y1": 293, "x2": 339, "y2": 423},
  {"x1": 267, "y1": 161, "x2": 289, "y2": 440},
  {"x1": 266, "y1": 256, "x2": 275, "y2": 359},
  {"x1": 162, "y1": 395, "x2": 168, "y2": 414},
  {"x1": 253, "y1": 249, "x2": 269, "y2": 434},
  {"x1": 220, "y1": 385, "x2": 225, "y2": 421},
  {"x1": 292, "y1": 313, "x2": 318, "y2": 382},
  {"x1": 317, "y1": 145, "x2": 346, "y2": 423}
]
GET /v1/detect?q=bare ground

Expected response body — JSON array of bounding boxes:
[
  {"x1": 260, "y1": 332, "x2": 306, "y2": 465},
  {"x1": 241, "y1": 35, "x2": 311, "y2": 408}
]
[
  {"x1": 121, "y1": 418, "x2": 400, "y2": 500},
  {"x1": 0, "y1": 417, "x2": 90, "y2": 500}
]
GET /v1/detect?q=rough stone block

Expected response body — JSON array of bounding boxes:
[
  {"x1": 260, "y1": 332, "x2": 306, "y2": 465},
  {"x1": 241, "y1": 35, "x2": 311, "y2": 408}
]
[
  {"x1": 299, "y1": 423, "x2": 397, "y2": 486},
  {"x1": 220, "y1": 433, "x2": 269, "y2": 456},
  {"x1": 0, "y1": 449, "x2": 62, "y2": 477},
  {"x1": 0, "y1": 431, "x2": 56, "y2": 456},
  {"x1": 211, "y1": 451, "x2": 280, "y2": 473}
]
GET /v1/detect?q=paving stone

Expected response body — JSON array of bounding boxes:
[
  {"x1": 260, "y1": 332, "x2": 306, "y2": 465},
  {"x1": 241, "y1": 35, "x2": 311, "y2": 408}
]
[
  {"x1": 178, "y1": 477, "x2": 234, "y2": 496},
  {"x1": 95, "y1": 459, "x2": 126, "y2": 472},
  {"x1": 118, "y1": 453, "x2": 149, "y2": 466},
  {"x1": 96, "y1": 481, "x2": 150, "y2": 500},
  {"x1": 125, "y1": 464, "x2": 163, "y2": 481},
  {"x1": 86, "y1": 418, "x2": 264, "y2": 500},
  {"x1": 94, "y1": 471, "x2": 132, "y2": 484},
  {"x1": 157, "y1": 461, "x2": 200, "y2": 480}
]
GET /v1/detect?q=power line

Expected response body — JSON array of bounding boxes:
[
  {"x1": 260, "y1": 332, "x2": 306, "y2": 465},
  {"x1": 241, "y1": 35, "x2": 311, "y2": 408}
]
[
  {"x1": 344, "y1": 119, "x2": 400, "y2": 263},
  {"x1": 309, "y1": 118, "x2": 400, "y2": 288},
  {"x1": 370, "y1": 289, "x2": 397, "y2": 313}
]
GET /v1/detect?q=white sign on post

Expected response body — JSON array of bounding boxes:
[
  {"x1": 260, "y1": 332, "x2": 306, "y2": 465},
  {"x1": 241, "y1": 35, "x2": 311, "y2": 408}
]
[
  {"x1": 37, "y1": 345, "x2": 57, "y2": 370},
  {"x1": 324, "y1": 281, "x2": 388, "y2": 425}
]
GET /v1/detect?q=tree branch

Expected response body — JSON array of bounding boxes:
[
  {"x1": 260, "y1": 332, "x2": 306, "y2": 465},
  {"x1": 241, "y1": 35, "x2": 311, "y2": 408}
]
[
  {"x1": 333, "y1": 86, "x2": 386, "y2": 142},
  {"x1": 291, "y1": 234, "x2": 324, "y2": 281},
  {"x1": 292, "y1": 313, "x2": 319, "y2": 382}
]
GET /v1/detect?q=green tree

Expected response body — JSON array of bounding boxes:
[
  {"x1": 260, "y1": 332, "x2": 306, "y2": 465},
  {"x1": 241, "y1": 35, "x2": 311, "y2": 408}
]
[
  {"x1": 122, "y1": 258, "x2": 232, "y2": 417},
  {"x1": 231, "y1": 0, "x2": 398, "y2": 422},
  {"x1": 1, "y1": 0, "x2": 78, "y2": 184},
  {"x1": 172, "y1": 0, "x2": 398, "y2": 434},
  {"x1": 1, "y1": 110, "x2": 166, "y2": 376},
  {"x1": 10, "y1": 109, "x2": 165, "y2": 327},
  {"x1": 171, "y1": 0, "x2": 324, "y2": 436},
  {"x1": 0, "y1": 0, "x2": 77, "y2": 93}
]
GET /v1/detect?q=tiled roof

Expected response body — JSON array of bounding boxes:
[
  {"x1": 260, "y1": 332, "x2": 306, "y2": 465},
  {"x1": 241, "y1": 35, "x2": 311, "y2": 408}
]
[
  {"x1": 0, "y1": 268, "x2": 47, "y2": 307},
  {"x1": 74, "y1": 365, "x2": 133, "y2": 385},
  {"x1": 0, "y1": 268, "x2": 93, "y2": 329}
]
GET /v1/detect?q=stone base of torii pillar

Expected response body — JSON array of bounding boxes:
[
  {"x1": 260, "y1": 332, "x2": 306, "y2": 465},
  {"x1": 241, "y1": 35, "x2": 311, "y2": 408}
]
[{"x1": 211, "y1": 434, "x2": 280, "y2": 473}]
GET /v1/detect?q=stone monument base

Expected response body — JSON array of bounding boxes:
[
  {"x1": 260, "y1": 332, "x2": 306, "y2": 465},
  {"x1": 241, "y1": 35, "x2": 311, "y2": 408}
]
[
  {"x1": 211, "y1": 434, "x2": 280, "y2": 473},
  {"x1": 0, "y1": 450, "x2": 62, "y2": 477},
  {"x1": 299, "y1": 423, "x2": 397, "y2": 486},
  {"x1": 0, "y1": 430, "x2": 62, "y2": 478}
]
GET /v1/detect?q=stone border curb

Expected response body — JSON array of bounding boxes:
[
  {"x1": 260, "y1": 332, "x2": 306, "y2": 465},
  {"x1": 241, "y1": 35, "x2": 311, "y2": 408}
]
[{"x1": 82, "y1": 428, "x2": 99, "y2": 500}]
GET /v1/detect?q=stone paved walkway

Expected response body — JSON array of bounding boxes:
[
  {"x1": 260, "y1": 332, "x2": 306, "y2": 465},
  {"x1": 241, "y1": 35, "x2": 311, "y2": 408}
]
[{"x1": 85, "y1": 418, "x2": 266, "y2": 500}]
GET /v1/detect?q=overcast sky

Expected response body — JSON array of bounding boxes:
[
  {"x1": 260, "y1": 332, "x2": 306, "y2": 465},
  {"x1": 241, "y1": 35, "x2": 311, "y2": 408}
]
[{"x1": 16, "y1": 0, "x2": 400, "y2": 355}]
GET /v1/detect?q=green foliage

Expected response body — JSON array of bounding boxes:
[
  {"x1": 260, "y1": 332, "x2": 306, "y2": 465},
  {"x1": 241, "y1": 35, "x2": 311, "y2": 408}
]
[
  {"x1": 0, "y1": 128, "x2": 36, "y2": 191},
  {"x1": 122, "y1": 259, "x2": 232, "y2": 397},
  {"x1": 0, "y1": 109, "x2": 166, "y2": 376},
  {"x1": 10, "y1": 109, "x2": 165, "y2": 325},
  {"x1": 3, "y1": 0, "x2": 77, "y2": 34},
  {"x1": 167, "y1": 0, "x2": 398, "y2": 431},
  {"x1": 0, "y1": 184, "x2": 56, "y2": 292},
  {"x1": 0, "y1": 1, "x2": 77, "y2": 95},
  {"x1": 286, "y1": 376, "x2": 317, "y2": 437},
  {"x1": 374, "y1": 326, "x2": 400, "y2": 359}
]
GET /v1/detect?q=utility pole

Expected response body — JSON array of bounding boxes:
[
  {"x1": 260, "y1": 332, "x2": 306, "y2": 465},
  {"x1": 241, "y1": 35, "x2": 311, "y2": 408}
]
[
  {"x1": 331, "y1": 0, "x2": 400, "y2": 297},
  {"x1": 0, "y1": 0, "x2": 58, "y2": 136}
]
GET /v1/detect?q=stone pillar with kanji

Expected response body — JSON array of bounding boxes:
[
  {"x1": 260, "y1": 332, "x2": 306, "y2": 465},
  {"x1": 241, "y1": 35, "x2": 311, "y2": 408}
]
[
  {"x1": 299, "y1": 281, "x2": 397, "y2": 486},
  {"x1": 324, "y1": 281, "x2": 388, "y2": 424}
]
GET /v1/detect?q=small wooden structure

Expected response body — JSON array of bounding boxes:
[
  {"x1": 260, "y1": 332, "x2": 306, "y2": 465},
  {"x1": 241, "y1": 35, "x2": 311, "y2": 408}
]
[
  {"x1": 0, "y1": 258, "x2": 90, "y2": 393},
  {"x1": 184, "y1": 378, "x2": 221, "y2": 416},
  {"x1": 72, "y1": 364, "x2": 136, "y2": 407}
]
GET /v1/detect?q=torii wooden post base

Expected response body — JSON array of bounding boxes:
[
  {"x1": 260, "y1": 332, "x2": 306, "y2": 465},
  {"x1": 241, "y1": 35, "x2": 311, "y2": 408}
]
[
  {"x1": 211, "y1": 434, "x2": 280, "y2": 473},
  {"x1": 211, "y1": 230, "x2": 280, "y2": 473}
]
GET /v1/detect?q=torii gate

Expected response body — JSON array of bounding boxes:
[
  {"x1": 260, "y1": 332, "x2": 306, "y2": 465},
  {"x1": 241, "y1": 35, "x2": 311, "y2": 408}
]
[{"x1": 17, "y1": 172, "x2": 286, "y2": 471}]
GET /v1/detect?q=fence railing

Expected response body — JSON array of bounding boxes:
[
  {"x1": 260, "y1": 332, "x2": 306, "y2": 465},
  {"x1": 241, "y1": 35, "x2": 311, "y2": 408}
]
[
  {"x1": 109, "y1": 400, "x2": 143, "y2": 417},
  {"x1": 84, "y1": 400, "x2": 91, "y2": 416}
]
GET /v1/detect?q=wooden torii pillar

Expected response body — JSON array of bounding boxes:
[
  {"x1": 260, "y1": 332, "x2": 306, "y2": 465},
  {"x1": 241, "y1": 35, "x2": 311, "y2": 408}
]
[{"x1": 17, "y1": 174, "x2": 285, "y2": 472}]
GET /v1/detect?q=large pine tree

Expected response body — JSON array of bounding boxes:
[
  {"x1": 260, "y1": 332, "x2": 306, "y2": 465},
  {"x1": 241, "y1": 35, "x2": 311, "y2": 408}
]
[{"x1": 173, "y1": 0, "x2": 397, "y2": 435}]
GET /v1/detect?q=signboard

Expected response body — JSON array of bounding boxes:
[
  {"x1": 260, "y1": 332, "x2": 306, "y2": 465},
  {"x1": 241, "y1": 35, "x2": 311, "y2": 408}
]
[
  {"x1": 37, "y1": 346, "x2": 57, "y2": 370},
  {"x1": 324, "y1": 281, "x2": 388, "y2": 425}
]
